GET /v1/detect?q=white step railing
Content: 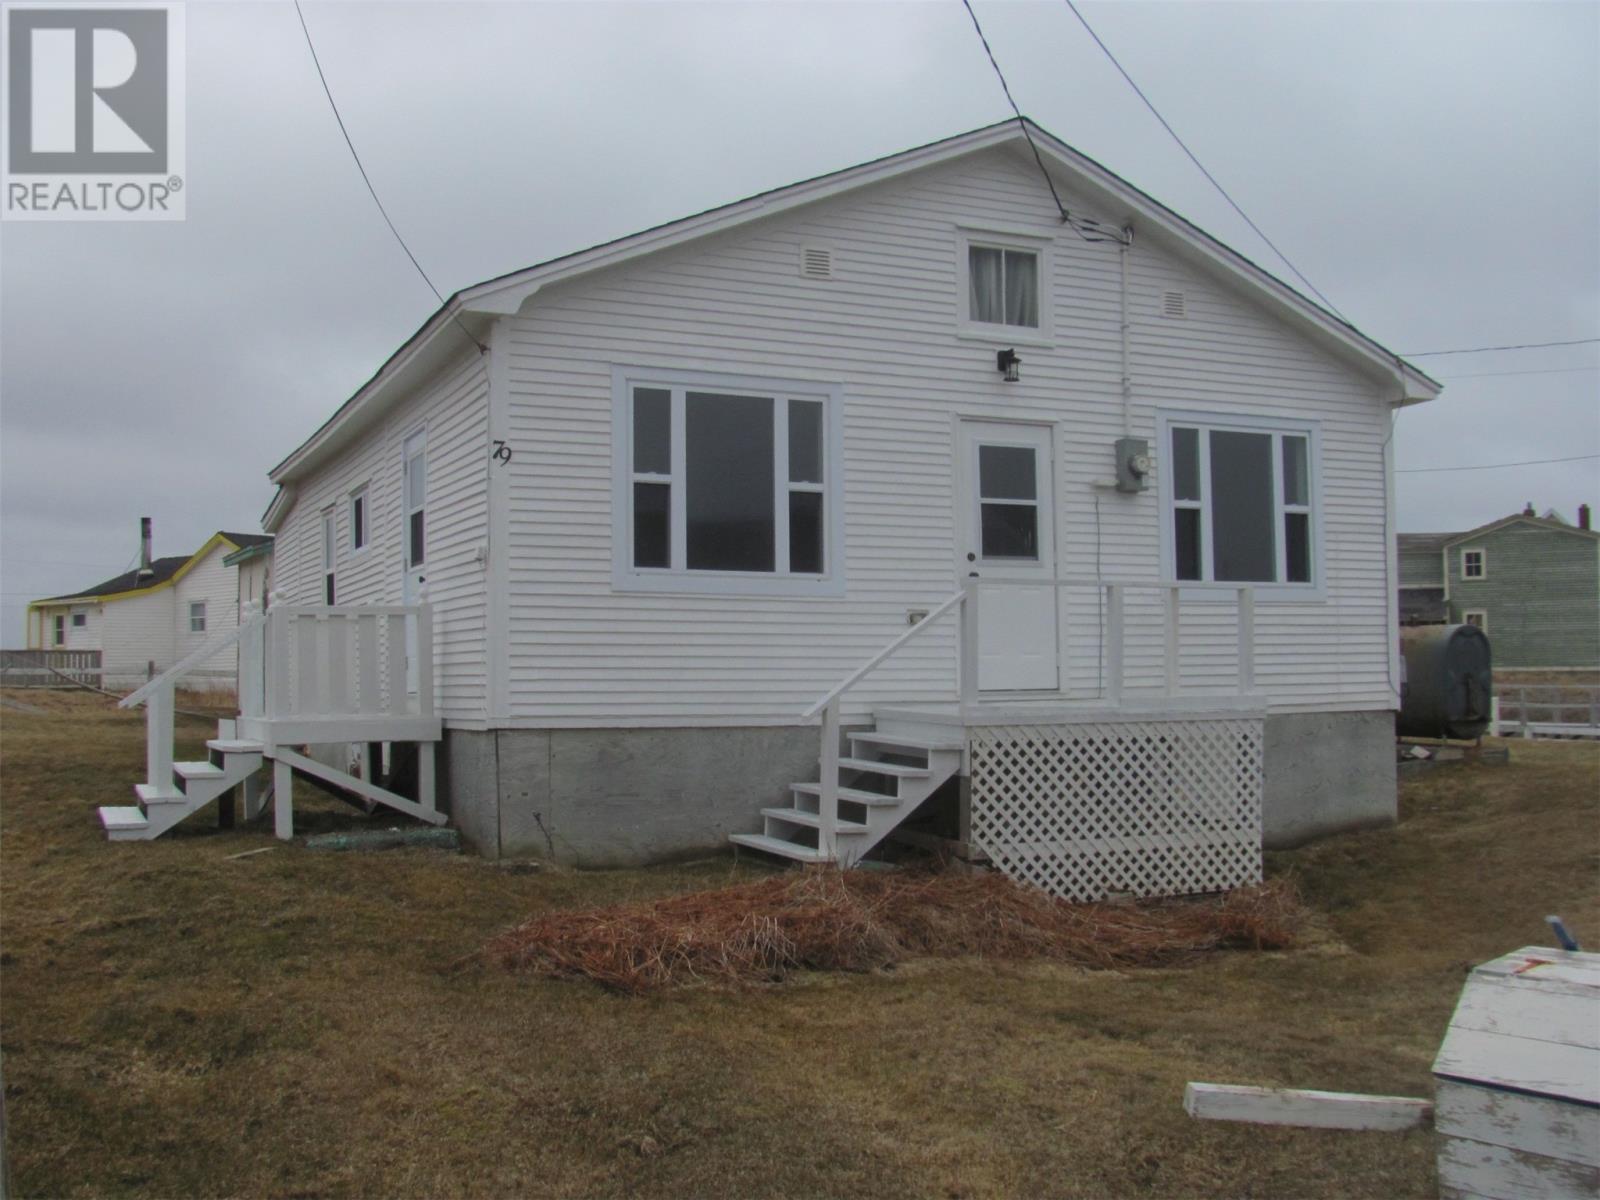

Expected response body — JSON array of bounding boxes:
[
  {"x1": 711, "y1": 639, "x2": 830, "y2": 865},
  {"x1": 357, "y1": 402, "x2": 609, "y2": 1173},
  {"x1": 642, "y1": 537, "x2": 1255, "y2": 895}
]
[
  {"x1": 799, "y1": 578, "x2": 1257, "y2": 859},
  {"x1": 119, "y1": 604, "x2": 269, "y2": 795}
]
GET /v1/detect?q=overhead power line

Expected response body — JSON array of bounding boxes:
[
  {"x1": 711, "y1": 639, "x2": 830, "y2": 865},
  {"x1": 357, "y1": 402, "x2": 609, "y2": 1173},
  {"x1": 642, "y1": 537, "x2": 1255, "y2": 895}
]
[
  {"x1": 958, "y1": 0, "x2": 1126, "y2": 244},
  {"x1": 1403, "y1": 337, "x2": 1600, "y2": 357},
  {"x1": 1397, "y1": 453, "x2": 1599, "y2": 475},
  {"x1": 1060, "y1": 0, "x2": 1344, "y2": 319},
  {"x1": 292, "y1": 0, "x2": 486, "y2": 354},
  {"x1": 1435, "y1": 365, "x2": 1599, "y2": 382}
]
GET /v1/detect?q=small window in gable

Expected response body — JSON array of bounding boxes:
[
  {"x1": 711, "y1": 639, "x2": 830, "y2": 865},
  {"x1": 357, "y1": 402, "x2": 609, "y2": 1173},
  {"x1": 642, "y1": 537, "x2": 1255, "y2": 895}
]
[
  {"x1": 968, "y1": 243, "x2": 1039, "y2": 329},
  {"x1": 1461, "y1": 548, "x2": 1485, "y2": 579}
]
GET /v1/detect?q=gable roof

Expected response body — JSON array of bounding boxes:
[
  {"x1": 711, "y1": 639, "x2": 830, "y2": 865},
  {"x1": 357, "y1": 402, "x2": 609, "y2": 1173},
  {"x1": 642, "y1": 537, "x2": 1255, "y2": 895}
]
[
  {"x1": 1443, "y1": 513, "x2": 1600, "y2": 547},
  {"x1": 30, "y1": 532, "x2": 253, "y2": 607},
  {"x1": 264, "y1": 117, "x2": 1443, "y2": 525}
]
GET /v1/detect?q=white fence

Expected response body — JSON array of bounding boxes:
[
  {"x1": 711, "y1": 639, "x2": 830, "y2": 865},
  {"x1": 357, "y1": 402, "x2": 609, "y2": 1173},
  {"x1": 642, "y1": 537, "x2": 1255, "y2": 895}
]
[{"x1": 1491, "y1": 685, "x2": 1600, "y2": 740}]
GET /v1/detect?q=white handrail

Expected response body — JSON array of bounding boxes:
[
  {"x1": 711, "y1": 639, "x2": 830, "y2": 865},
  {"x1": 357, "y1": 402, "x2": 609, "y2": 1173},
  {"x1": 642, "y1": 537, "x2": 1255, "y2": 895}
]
[
  {"x1": 119, "y1": 610, "x2": 268, "y2": 708},
  {"x1": 801, "y1": 587, "x2": 966, "y2": 719}
]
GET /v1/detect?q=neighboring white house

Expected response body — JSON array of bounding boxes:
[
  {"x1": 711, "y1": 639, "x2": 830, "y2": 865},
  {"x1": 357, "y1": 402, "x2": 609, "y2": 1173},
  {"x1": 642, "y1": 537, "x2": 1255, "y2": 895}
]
[
  {"x1": 255, "y1": 119, "x2": 1441, "y2": 872},
  {"x1": 28, "y1": 523, "x2": 273, "y2": 690}
]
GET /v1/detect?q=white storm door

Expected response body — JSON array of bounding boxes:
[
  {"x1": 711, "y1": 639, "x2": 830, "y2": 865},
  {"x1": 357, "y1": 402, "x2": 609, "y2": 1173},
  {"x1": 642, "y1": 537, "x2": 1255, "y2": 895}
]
[
  {"x1": 401, "y1": 429, "x2": 427, "y2": 695},
  {"x1": 957, "y1": 420, "x2": 1058, "y2": 692}
]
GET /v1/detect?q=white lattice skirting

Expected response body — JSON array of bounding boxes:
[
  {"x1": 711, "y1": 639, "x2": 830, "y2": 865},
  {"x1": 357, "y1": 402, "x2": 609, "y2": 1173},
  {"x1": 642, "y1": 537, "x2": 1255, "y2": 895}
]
[{"x1": 969, "y1": 718, "x2": 1264, "y2": 901}]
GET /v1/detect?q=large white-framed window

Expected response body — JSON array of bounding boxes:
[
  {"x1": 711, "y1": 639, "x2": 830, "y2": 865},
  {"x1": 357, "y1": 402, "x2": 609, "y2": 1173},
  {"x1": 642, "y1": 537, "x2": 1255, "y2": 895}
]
[
  {"x1": 1461, "y1": 547, "x2": 1485, "y2": 579},
  {"x1": 321, "y1": 508, "x2": 337, "y2": 605},
  {"x1": 189, "y1": 601, "x2": 207, "y2": 633},
  {"x1": 957, "y1": 227, "x2": 1052, "y2": 344},
  {"x1": 349, "y1": 483, "x2": 369, "y2": 553},
  {"x1": 1158, "y1": 411, "x2": 1323, "y2": 596},
  {"x1": 612, "y1": 367, "x2": 846, "y2": 596}
]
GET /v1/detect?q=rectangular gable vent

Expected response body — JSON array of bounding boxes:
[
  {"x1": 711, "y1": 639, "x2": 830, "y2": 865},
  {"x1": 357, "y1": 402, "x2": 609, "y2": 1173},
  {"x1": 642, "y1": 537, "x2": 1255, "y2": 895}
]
[
  {"x1": 800, "y1": 246, "x2": 833, "y2": 279},
  {"x1": 1162, "y1": 290, "x2": 1187, "y2": 319}
]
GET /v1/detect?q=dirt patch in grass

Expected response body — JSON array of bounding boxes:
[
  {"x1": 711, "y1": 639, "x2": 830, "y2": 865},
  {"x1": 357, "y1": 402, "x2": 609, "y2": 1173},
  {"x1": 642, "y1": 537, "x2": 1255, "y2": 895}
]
[
  {"x1": 479, "y1": 869, "x2": 1302, "y2": 993},
  {"x1": 2, "y1": 693, "x2": 1596, "y2": 1198}
]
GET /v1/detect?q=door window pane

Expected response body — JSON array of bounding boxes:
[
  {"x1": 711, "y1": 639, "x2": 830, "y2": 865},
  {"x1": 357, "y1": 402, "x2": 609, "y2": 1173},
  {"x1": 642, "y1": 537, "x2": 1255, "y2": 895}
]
[
  {"x1": 789, "y1": 491, "x2": 824, "y2": 575},
  {"x1": 1209, "y1": 430, "x2": 1275, "y2": 581},
  {"x1": 1172, "y1": 427, "x2": 1200, "y2": 501},
  {"x1": 981, "y1": 503, "x2": 1038, "y2": 559},
  {"x1": 1175, "y1": 508, "x2": 1202, "y2": 581},
  {"x1": 1285, "y1": 512, "x2": 1311, "y2": 583},
  {"x1": 406, "y1": 452, "x2": 425, "y2": 508},
  {"x1": 633, "y1": 482, "x2": 670, "y2": 568},
  {"x1": 979, "y1": 444, "x2": 1036, "y2": 500},
  {"x1": 633, "y1": 387, "x2": 670, "y2": 475},
  {"x1": 686, "y1": 392, "x2": 774, "y2": 571},
  {"x1": 408, "y1": 510, "x2": 425, "y2": 567},
  {"x1": 1282, "y1": 435, "x2": 1309, "y2": 507},
  {"x1": 788, "y1": 400, "x2": 823, "y2": 484}
]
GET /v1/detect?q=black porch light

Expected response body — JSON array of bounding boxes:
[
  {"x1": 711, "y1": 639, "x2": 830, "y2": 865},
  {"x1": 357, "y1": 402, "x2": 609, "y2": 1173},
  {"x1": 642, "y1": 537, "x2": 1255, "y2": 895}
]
[{"x1": 996, "y1": 348, "x2": 1021, "y2": 382}]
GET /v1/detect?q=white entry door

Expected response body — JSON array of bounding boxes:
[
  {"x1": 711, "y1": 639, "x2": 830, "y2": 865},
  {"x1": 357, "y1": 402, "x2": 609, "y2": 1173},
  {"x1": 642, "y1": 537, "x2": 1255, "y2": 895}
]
[
  {"x1": 957, "y1": 420, "x2": 1058, "y2": 692},
  {"x1": 401, "y1": 429, "x2": 427, "y2": 695}
]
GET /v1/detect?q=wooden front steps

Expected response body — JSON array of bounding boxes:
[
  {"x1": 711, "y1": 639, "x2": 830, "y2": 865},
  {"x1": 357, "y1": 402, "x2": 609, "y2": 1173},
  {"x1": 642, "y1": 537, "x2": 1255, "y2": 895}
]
[{"x1": 730, "y1": 726, "x2": 962, "y2": 866}]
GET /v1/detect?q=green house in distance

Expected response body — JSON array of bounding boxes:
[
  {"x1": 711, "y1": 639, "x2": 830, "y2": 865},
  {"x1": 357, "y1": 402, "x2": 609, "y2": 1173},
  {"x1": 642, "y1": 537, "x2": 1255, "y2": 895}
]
[{"x1": 1398, "y1": 504, "x2": 1599, "y2": 671}]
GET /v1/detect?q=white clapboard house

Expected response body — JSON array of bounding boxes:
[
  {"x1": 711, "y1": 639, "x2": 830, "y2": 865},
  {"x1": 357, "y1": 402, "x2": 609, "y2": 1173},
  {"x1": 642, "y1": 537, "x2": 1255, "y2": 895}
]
[
  {"x1": 28, "y1": 521, "x2": 272, "y2": 691},
  {"x1": 105, "y1": 120, "x2": 1441, "y2": 900}
]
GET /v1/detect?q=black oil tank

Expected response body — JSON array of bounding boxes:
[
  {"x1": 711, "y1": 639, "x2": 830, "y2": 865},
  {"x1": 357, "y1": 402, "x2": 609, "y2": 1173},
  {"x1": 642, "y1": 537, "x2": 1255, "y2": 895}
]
[{"x1": 1397, "y1": 623, "x2": 1493, "y2": 740}]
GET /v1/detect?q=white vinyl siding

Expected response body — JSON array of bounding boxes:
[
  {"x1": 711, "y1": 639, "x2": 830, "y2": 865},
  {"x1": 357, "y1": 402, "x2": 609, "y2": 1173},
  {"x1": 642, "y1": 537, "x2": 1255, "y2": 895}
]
[
  {"x1": 492, "y1": 146, "x2": 1398, "y2": 727},
  {"x1": 271, "y1": 350, "x2": 489, "y2": 722},
  {"x1": 172, "y1": 542, "x2": 245, "y2": 686}
]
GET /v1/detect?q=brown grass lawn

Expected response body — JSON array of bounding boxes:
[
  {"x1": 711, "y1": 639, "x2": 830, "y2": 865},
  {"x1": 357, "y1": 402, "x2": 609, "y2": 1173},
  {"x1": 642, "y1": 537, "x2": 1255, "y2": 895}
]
[{"x1": 2, "y1": 692, "x2": 1596, "y2": 1199}]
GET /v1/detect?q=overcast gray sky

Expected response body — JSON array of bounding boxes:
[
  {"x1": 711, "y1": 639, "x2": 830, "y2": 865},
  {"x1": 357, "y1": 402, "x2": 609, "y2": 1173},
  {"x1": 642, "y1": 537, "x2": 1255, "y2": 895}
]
[{"x1": 2, "y1": 0, "x2": 1596, "y2": 639}]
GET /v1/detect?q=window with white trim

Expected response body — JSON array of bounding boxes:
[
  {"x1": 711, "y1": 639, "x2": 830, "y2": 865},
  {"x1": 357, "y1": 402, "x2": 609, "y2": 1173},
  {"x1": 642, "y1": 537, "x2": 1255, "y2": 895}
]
[
  {"x1": 53, "y1": 614, "x2": 65, "y2": 645},
  {"x1": 1461, "y1": 548, "x2": 1485, "y2": 579},
  {"x1": 189, "y1": 601, "x2": 206, "y2": 633},
  {"x1": 966, "y1": 240, "x2": 1040, "y2": 329},
  {"x1": 321, "y1": 508, "x2": 336, "y2": 605},
  {"x1": 349, "y1": 484, "x2": 369, "y2": 552},
  {"x1": 619, "y1": 375, "x2": 838, "y2": 592},
  {"x1": 1463, "y1": 610, "x2": 1487, "y2": 631},
  {"x1": 1164, "y1": 416, "x2": 1317, "y2": 586},
  {"x1": 71, "y1": 610, "x2": 86, "y2": 628}
]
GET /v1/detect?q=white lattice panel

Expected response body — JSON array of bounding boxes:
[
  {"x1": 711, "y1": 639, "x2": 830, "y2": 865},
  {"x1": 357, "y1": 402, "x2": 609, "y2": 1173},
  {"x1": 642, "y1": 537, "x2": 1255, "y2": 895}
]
[{"x1": 969, "y1": 719, "x2": 1263, "y2": 901}]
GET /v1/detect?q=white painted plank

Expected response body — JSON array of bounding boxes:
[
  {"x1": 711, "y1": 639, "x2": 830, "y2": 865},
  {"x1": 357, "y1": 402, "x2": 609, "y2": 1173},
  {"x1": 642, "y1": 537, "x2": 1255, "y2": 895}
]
[
  {"x1": 1471, "y1": 948, "x2": 1600, "y2": 990},
  {"x1": 1450, "y1": 974, "x2": 1600, "y2": 1050},
  {"x1": 1182, "y1": 1083, "x2": 1433, "y2": 1131},
  {"x1": 1437, "y1": 1133, "x2": 1600, "y2": 1200},
  {"x1": 1434, "y1": 1025, "x2": 1600, "y2": 1106},
  {"x1": 1435, "y1": 1080, "x2": 1600, "y2": 1169}
]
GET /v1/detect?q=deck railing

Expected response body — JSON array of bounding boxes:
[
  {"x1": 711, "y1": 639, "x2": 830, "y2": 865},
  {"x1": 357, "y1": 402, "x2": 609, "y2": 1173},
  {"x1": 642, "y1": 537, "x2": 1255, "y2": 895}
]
[
  {"x1": 1490, "y1": 684, "x2": 1600, "y2": 740},
  {"x1": 799, "y1": 578, "x2": 1257, "y2": 857},
  {"x1": 239, "y1": 602, "x2": 433, "y2": 723}
]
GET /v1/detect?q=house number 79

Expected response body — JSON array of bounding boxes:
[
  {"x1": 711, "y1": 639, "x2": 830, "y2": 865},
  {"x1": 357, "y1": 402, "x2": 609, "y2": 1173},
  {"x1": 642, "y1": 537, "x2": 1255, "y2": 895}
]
[{"x1": 492, "y1": 440, "x2": 512, "y2": 464}]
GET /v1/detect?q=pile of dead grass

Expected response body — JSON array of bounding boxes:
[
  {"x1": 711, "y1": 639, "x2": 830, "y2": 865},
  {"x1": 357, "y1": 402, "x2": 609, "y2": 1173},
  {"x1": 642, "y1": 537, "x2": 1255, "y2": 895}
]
[{"x1": 477, "y1": 868, "x2": 1303, "y2": 994}]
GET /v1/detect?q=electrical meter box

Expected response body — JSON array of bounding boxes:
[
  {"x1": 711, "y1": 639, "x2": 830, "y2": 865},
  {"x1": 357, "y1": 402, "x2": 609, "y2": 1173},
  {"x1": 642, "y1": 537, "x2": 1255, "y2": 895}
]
[{"x1": 1115, "y1": 437, "x2": 1150, "y2": 493}]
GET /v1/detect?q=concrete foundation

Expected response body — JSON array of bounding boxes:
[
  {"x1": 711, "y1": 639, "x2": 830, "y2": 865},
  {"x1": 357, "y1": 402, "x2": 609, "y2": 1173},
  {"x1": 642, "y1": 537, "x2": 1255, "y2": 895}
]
[
  {"x1": 441, "y1": 708, "x2": 1397, "y2": 865},
  {"x1": 1261, "y1": 709, "x2": 1397, "y2": 848},
  {"x1": 442, "y1": 725, "x2": 821, "y2": 866}
]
